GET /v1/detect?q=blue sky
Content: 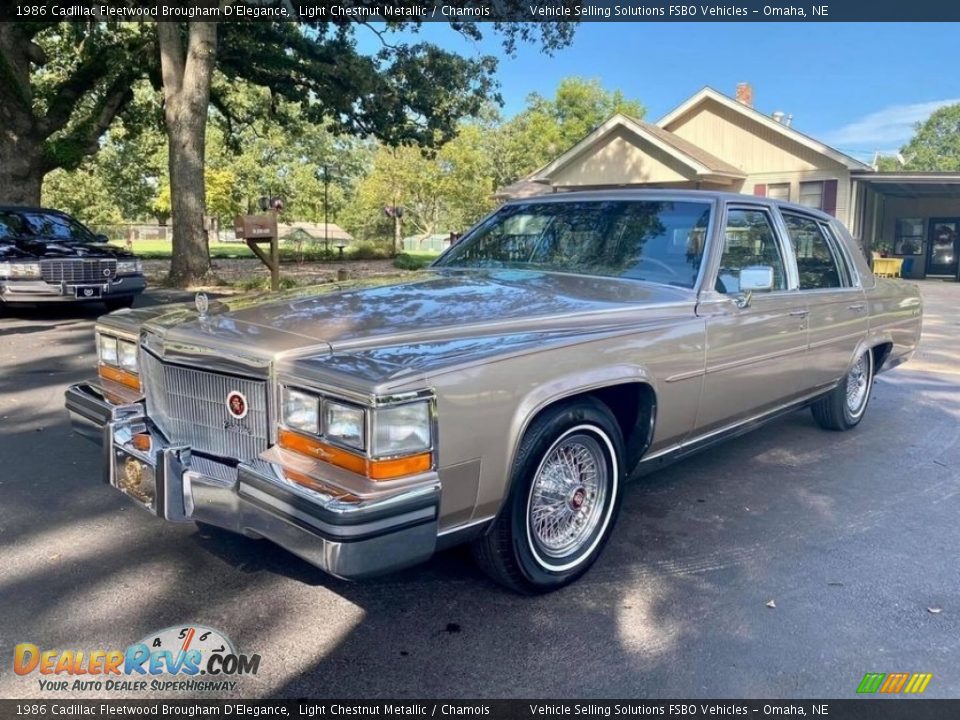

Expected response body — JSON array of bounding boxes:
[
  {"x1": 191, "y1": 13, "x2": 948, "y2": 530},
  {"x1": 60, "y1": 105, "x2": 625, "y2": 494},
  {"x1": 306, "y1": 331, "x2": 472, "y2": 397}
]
[{"x1": 360, "y1": 22, "x2": 959, "y2": 163}]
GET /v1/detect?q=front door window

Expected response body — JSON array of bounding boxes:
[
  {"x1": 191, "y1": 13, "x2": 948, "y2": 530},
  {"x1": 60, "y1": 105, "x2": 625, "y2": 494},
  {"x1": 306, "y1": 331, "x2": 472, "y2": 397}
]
[{"x1": 927, "y1": 220, "x2": 960, "y2": 277}]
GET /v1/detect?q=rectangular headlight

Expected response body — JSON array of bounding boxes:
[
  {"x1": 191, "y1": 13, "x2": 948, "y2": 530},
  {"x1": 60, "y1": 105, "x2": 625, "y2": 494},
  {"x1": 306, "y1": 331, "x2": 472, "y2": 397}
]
[
  {"x1": 116, "y1": 260, "x2": 142, "y2": 275},
  {"x1": 117, "y1": 339, "x2": 138, "y2": 372},
  {"x1": 373, "y1": 401, "x2": 431, "y2": 458},
  {"x1": 9, "y1": 262, "x2": 40, "y2": 278},
  {"x1": 282, "y1": 387, "x2": 320, "y2": 435},
  {"x1": 325, "y1": 401, "x2": 365, "y2": 451},
  {"x1": 97, "y1": 334, "x2": 118, "y2": 366}
]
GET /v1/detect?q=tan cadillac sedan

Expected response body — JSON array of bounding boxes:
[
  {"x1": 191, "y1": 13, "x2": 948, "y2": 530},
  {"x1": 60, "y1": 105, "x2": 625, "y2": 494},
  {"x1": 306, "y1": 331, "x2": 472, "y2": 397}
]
[{"x1": 66, "y1": 191, "x2": 922, "y2": 593}]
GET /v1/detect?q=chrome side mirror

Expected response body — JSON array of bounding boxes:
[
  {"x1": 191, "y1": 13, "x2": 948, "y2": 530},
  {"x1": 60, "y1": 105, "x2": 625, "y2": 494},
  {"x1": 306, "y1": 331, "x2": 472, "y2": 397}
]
[
  {"x1": 734, "y1": 265, "x2": 775, "y2": 309},
  {"x1": 739, "y1": 265, "x2": 775, "y2": 292}
]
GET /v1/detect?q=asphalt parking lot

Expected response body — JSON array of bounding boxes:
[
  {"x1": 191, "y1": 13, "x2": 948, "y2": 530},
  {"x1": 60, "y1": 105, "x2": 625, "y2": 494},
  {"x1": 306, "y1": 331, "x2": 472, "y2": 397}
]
[{"x1": 0, "y1": 281, "x2": 957, "y2": 700}]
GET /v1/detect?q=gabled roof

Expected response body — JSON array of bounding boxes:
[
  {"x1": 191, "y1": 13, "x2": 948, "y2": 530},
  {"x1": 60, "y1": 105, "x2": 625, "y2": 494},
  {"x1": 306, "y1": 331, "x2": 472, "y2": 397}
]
[
  {"x1": 531, "y1": 113, "x2": 747, "y2": 183},
  {"x1": 278, "y1": 221, "x2": 352, "y2": 241},
  {"x1": 657, "y1": 87, "x2": 873, "y2": 171},
  {"x1": 492, "y1": 174, "x2": 554, "y2": 200}
]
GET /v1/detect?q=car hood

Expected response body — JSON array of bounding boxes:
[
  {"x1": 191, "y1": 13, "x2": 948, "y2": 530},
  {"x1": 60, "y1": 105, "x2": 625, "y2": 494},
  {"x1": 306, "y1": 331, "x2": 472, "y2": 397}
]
[
  {"x1": 0, "y1": 238, "x2": 135, "y2": 260},
  {"x1": 132, "y1": 270, "x2": 696, "y2": 360}
]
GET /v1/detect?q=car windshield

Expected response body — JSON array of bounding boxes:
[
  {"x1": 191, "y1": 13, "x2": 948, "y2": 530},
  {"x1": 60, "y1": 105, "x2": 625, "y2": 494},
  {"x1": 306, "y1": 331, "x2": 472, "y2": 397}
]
[
  {"x1": 435, "y1": 200, "x2": 712, "y2": 288},
  {"x1": 0, "y1": 210, "x2": 97, "y2": 243}
]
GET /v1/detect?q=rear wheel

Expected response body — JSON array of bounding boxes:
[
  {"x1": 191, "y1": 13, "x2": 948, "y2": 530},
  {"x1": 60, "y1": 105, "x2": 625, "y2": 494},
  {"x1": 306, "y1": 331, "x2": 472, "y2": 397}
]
[
  {"x1": 472, "y1": 398, "x2": 624, "y2": 593},
  {"x1": 811, "y1": 349, "x2": 874, "y2": 431}
]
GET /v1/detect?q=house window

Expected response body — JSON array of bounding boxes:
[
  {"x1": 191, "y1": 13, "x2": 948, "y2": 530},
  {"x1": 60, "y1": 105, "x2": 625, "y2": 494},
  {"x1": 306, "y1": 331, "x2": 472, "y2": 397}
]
[
  {"x1": 799, "y1": 181, "x2": 824, "y2": 210},
  {"x1": 767, "y1": 183, "x2": 790, "y2": 201},
  {"x1": 895, "y1": 218, "x2": 924, "y2": 256}
]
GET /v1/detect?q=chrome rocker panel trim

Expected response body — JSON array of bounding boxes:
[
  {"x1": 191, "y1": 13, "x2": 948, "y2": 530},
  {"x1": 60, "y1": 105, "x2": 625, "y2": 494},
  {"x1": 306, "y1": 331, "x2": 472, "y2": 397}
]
[{"x1": 65, "y1": 381, "x2": 440, "y2": 581}]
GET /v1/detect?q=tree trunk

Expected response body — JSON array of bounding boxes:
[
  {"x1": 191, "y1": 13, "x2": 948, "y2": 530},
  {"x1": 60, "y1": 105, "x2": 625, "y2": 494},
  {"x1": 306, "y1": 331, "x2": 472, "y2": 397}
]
[
  {"x1": 0, "y1": 24, "x2": 42, "y2": 205},
  {"x1": 158, "y1": 23, "x2": 217, "y2": 287},
  {"x1": 0, "y1": 136, "x2": 42, "y2": 205}
]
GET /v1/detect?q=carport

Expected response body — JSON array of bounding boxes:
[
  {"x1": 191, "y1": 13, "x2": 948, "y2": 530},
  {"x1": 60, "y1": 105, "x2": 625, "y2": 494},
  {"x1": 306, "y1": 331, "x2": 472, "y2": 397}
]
[{"x1": 852, "y1": 171, "x2": 960, "y2": 280}]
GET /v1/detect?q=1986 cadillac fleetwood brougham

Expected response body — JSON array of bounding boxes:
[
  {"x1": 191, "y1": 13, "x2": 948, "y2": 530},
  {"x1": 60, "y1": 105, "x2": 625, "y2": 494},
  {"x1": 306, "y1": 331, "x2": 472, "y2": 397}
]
[{"x1": 66, "y1": 191, "x2": 922, "y2": 593}]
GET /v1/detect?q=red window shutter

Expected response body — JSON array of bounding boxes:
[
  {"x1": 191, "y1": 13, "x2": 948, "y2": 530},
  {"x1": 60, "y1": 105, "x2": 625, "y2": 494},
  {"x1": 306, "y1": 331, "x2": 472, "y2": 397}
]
[
  {"x1": 753, "y1": 184, "x2": 767, "y2": 197},
  {"x1": 822, "y1": 180, "x2": 838, "y2": 216}
]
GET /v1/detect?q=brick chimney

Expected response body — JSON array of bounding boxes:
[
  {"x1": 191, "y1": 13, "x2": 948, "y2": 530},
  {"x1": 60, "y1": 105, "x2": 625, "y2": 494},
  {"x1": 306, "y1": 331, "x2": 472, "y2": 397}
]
[{"x1": 735, "y1": 82, "x2": 753, "y2": 108}]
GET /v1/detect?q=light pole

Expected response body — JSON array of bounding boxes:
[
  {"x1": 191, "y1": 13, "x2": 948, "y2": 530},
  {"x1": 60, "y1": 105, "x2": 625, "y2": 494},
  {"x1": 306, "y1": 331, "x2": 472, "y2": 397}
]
[{"x1": 316, "y1": 165, "x2": 338, "y2": 253}]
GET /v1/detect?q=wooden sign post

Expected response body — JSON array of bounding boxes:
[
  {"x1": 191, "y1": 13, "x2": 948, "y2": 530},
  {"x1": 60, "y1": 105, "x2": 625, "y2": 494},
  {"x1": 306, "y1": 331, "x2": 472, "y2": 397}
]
[{"x1": 234, "y1": 213, "x2": 280, "y2": 291}]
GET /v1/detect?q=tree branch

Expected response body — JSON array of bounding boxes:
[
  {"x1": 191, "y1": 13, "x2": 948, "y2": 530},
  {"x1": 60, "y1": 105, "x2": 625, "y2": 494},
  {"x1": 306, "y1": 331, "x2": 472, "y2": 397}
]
[
  {"x1": 40, "y1": 30, "x2": 151, "y2": 136},
  {"x1": 358, "y1": 22, "x2": 399, "y2": 51},
  {"x1": 40, "y1": 75, "x2": 134, "y2": 173},
  {"x1": 40, "y1": 54, "x2": 117, "y2": 135}
]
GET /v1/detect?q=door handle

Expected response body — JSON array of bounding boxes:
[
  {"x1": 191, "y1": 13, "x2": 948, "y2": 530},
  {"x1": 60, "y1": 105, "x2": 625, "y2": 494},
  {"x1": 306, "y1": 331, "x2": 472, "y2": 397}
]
[
  {"x1": 788, "y1": 309, "x2": 809, "y2": 317},
  {"x1": 848, "y1": 302, "x2": 866, "y2": 312}
]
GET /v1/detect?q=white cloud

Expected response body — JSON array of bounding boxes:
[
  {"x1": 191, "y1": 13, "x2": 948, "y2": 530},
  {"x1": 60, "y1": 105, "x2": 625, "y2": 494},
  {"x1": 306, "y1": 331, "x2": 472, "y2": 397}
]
[{"x1": 823, "y1": 99, "x2": 960, "y2": 151}]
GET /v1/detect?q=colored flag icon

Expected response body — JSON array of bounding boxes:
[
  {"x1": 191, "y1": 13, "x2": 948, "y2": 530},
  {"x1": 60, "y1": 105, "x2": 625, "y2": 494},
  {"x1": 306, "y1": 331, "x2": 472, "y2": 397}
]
[{"x1": 857, "y1": 672, "x2": 932, "y2": 694}]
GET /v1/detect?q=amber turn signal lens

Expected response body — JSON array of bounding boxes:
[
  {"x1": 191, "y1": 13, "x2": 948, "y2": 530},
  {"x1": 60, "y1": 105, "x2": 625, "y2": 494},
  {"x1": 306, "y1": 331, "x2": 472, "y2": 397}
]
[
  {"x1": 98, "y1": 364, "x2": 141, "y2": 391},
  {"x1": 278, "y1": 428, "x2": 432, "y2": 481},
  {"x1": 367, "y1": 452, "x2": 432, "y2": 480},
  {"x1": 132, "y1": 434, "x2": 152, "y2": 452},
  {"x1": 278, "y1": 428, "x2": 366, "y2": 474}
]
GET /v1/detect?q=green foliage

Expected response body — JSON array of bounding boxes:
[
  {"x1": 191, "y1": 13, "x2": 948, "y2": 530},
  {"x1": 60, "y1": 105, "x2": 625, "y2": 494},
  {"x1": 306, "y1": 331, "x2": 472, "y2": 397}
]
[
  {"x1": 874, "y1": 155, "x2": 901, "y2": 172},
  {"x1": 42, "y1": 166, "x2": 123, "y2": 224},
  {"x1": 238, "y1": 275, "x2": 303, "y2": 292},
  {"x1": 7, "y1": 19, "x2": 575, "y2": 208},
  {"x1": 344, "y1": 240, "x2": 393, "y2": 261},
  {"x1": 897, "y1": 104, "x2": 960, "y2": 171},
  {"x1": 497, "y1": 77, "x2": 647, "y2": 183},
  {"x1": 392, "y1": 253, "x2": 430, "y2": 271},
  {"x1": 341, "y1": 123, "x2": 498, "y2": 243},
  {"x1": 27, "y1": 23, "x2": 155, "y2": 172},
  {"x1": 204, "y1": 82, "x2": 372, "y2": 223}
]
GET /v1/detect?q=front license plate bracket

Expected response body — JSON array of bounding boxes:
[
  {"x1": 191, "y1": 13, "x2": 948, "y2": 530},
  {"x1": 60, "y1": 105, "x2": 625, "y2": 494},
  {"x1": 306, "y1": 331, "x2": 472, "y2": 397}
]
[
  {"x1": 112, "y1": 447, "x2": 161, "y2": 515},
  {"x1": 74, "y1": 286, "x2": 103, "y2": 299}
]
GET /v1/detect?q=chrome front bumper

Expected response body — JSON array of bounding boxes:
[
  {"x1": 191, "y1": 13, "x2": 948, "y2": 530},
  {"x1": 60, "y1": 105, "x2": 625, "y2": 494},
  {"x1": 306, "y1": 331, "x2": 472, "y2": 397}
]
[
  {"x1": 65, "y1": 382, "x2": 440, "y2": 580},
  {"x1": 1, "y1": 276, "x2": 146, "y2": 303}
]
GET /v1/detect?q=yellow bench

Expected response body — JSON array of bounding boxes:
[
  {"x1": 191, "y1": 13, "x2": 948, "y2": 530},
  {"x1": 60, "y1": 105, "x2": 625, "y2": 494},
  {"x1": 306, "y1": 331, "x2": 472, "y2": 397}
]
[{"x1": 872, "y1": 257, "x2": 903, "y2": 278}]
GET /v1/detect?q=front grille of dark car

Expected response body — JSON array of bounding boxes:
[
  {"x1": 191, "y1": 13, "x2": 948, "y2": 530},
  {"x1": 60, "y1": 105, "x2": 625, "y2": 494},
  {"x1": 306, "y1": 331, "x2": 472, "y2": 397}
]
[
  {"x1": 40, "y1": 259, "x2": 117, "y2": 284},
  {"x1": 140, "y1": 350, "x2": 270, "y2": 461}
]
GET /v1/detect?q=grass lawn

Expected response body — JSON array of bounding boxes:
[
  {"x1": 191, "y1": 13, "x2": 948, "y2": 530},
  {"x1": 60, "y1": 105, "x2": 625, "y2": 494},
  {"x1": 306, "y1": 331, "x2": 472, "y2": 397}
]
[{"x1": 112, "y1": 239, "x2": 439, "y2": 265}]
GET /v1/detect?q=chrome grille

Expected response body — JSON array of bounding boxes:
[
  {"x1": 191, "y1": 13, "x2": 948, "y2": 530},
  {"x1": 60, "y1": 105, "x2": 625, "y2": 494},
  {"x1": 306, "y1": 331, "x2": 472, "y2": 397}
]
[
  {"x1": 141, "y1": 350, "x2": 269, "y2": 460},
  {"x1": 40, "y1": 258, "x2": 116, "y2": 284}
]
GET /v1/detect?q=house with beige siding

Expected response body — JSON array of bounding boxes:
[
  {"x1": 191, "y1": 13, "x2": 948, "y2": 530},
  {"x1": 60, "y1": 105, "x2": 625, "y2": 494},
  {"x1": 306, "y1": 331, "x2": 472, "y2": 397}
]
[{"x1": 501, "y1": 84, "x2": 960, "y2": 281}]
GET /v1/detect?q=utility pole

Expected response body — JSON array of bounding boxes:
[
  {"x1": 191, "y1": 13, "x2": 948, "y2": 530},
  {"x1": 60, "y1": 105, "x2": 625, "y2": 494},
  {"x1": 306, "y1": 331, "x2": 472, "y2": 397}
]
[{"x1": 323, "y1": 164, "x2": 329, "y2": 252}]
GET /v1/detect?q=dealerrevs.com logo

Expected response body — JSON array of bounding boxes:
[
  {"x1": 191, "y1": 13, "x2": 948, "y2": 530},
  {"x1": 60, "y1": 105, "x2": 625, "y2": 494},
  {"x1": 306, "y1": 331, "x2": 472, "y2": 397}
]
[{"x1": 14, "y1": 625, "x2": 260, "y2": 693}]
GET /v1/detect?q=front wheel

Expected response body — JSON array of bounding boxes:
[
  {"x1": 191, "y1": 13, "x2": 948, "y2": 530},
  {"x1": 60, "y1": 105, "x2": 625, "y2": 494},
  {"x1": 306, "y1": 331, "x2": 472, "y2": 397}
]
[
  {"x1": 472, "y1": 398, "x2": 624, "y2": 593},
  {"x1": 811, "y1": 348, "x2": 875, "y2": 431}
]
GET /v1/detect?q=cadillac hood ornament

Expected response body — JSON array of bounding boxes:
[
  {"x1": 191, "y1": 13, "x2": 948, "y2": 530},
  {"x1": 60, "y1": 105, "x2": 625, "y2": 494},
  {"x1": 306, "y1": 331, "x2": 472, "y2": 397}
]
[{"x1": 195, "y1": 292, "x2": 209, "y2": 318}]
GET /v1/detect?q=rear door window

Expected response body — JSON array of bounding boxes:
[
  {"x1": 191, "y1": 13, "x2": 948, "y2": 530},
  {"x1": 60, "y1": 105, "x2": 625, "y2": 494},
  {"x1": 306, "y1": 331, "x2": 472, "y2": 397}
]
[{"x1": 782, "y1": 213, "x2": 849, "y2": 289}]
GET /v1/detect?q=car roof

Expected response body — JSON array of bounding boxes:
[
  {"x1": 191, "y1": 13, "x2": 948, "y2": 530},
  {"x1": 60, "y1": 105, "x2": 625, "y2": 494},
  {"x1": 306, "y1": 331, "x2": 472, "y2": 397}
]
[
  {"x1": 0, "y1": 206, "x2": 70, "y2": 215},
  {"x1": 502, "y1": 188, "x2": 837, "y2": 222}
]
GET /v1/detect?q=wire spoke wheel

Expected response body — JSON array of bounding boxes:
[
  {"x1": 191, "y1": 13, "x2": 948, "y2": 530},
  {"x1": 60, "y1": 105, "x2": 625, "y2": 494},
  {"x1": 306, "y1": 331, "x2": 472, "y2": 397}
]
[
  {"x1": 845, "y1": 353, "x2": 870, "y2": 415},
  {"x1": 527, "y1": 433, "x2": 608, "y2": 560}
]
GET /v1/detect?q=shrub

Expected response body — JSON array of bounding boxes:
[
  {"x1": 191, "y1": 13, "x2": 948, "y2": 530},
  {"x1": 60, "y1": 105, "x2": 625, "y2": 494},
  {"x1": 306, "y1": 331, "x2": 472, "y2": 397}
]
[
  {"x1": 393, "y1": 253, "x2": 430, "y2": 271},
  {"x1": 346, "y1": 240, "x2": 392, "y2": 261}
]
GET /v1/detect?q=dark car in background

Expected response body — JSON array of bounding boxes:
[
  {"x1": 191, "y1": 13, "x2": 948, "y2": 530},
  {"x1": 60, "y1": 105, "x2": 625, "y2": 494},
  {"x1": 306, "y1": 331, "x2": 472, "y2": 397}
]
[{"x1": 0, "y1": 207, "x2": 145, "y2": 312}]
